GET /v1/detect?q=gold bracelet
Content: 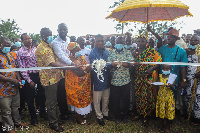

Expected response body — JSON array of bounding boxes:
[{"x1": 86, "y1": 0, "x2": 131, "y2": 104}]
[{"x1": 120, "y1": 62, "x2": 123, "y2": 67}]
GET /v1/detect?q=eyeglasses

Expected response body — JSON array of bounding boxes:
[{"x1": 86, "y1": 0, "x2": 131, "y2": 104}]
[{"x1": 167, "y1": 35, "x2": 177, "y2": 38}]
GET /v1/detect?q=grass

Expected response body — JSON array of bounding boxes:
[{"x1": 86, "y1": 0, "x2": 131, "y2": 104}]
[{"x1": 15, "y1": 108, "x2": 200, "y2": 133}]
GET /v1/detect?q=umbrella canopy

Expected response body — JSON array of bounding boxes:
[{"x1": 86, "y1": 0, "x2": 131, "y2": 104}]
[{"x1": 106, "y1": 0, "x2": 193, "y2": 23}]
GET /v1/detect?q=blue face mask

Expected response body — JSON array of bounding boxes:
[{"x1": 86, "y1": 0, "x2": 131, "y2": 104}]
[
  {"x1": 189, "y1": 44, "x2": 197, "y2": 49},
  {"x1": 15, "y1": 42, "x2": 21, "y2": 47},
  {"x1": 86, "y1": 45, "x2": 91, "y2": 49},
  {"x1": 162, "y1": 70, "x2": 170, "y2": 75},
  {"x1": 47, "y1": 36, "x2": 54, "y2": 44},
  {"x1": 124, "y1": 45, "x2": 132, "y2": 49},
  {"x1": 2, "y1": 47, "x2": 11, "y2": 54},
  {"x1": 105, "y1": 41, "x2": 112, "y2": 47},
  {"x1": 115, "y1": 44, "x2": 123, "y2": 50},
  {"x1": 75, "y1": 51, "x2": 82, "y2": 58}
]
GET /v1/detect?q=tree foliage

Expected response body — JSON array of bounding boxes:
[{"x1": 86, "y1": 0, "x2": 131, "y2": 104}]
[
  {"x1": 133, "y1": 21, "x2": 184, "y2": 37},
  {"x1": 29, "y1": 33, "x2": 41, "y2": 43},
  {"x1": 109, "y1": 0, "x2": 127, "y2": 34},
  {"x1": 0, "y1": 19, "x2": 21, "y2": 41}
]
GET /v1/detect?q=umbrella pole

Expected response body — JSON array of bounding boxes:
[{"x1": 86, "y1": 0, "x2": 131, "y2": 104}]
[{"x1": 146, "y1": 7, "x2": 149, "y2": 38}]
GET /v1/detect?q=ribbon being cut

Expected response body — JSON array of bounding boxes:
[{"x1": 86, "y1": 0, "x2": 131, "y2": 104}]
[{"x1": 1, "y1": 61, "x2": 199, "y2": 74}]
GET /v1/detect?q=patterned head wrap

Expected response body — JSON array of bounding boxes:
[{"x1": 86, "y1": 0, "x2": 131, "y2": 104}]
[
  {"x1": 136, "y1": 35, "x2": 148, "y2": 46},
  {"x1": 136, "y1": 35, "x2": 148, "y2": 41},
  {"x1": 67, "y1": 42, "x2": 80, "y2": 52}
]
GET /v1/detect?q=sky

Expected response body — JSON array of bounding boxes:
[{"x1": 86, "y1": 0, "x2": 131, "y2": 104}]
[{"x1": 0, "y1": 0, "x2": 199, "y2": 37}]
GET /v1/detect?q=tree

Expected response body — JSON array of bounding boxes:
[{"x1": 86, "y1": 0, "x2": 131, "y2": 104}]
[
  {"x1": 108, "y1": 0, "x2": 127, "y2": 34},
  {"x1": 0, "y1": 19, "x2": 21, "y2": 41},
  {"x1": 29, "y1": 33, "x2": 41, "y2": 43},
  {"x1": 133, "y1": 21, "x2": 185, "y2": 37},
  {"x1": 29, "y1": 33, "x2": 57, "y2": 43}
]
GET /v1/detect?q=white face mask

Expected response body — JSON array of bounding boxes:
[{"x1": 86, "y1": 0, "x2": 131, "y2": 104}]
[{"x1": 162, "y1": 70, "x2": 170, "y2": 75}]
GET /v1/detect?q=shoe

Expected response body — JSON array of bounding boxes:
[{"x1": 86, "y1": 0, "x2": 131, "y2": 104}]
[
  {"x1": 30, "y1": 119, "x2": 38, "y2": 126},
  {"x1": 8, "y1": 129, "x2": 17, "y2": 133},
  {"x1": 58, "y1": 120, "x2": 65, "y2": 125},
  {"x1": 40, "y1": 113, "x2": 48, "y2": 120},
  {"x1": 50, "y1": 125, "x2": 64, "y2": 132},
  {"x1": 60, "y1": 115, "x2": 71, "y2": 120},
  {"x1": 20, "y1": 113, "x2": 25, "y2": 120},
  {"x1": 97, "y1": 118, "x2": 105, "y2": 126},
  {"x1": 123, "y1": 118, "x2": 129, "y2": 123},
  {"x1": 103, "y1": 116, "x2": 113, "y2": 121},
  {"x1": 66, "y1": 110, "x2": 74, "y2": 115},
  {"x1": 15, "y1": 122, "x2": 28, "y2": 128},
  {"x1": 115, "y1": 119, "x2": 121, "y2": 124}
]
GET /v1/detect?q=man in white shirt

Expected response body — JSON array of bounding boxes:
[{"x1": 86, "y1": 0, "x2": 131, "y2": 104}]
[
  {"x1": 77, "y1": 36, "x2": 91, "y2": 64},
  {"x1": 52, "y1": 23, "x2": 78, "y2": 120}
]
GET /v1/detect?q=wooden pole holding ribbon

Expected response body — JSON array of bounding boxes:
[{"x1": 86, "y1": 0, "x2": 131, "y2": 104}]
[
  {"x1": 187, "y1": 45, "x2": 200, "y2": 125},
  {"x1": 187, "y1": 78, "x2": 197, "y2": 126},
  {"x1": 146, "y1": 7, "x2": 149, "y2": 38}
]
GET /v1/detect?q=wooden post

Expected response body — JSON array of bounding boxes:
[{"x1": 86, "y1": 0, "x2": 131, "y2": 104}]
[{"x1": 146, "y1": 7, "x2": 149, "y2": 38}]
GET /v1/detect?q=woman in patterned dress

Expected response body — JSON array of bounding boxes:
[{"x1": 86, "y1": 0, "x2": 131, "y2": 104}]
[
  {"x1": 185, "y1": 35, "x2": 200, "y2": 124},
  {"x1": 65, "y1": 42, "x2": 93, "y2": 125},
  {"x1": 133, "y1": 35, "x2": 162, "y2": 125}
]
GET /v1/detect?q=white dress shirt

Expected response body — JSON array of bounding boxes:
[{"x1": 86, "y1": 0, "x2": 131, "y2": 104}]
[
  {"x1": 81, "y1": 47, "x2": 91, "y2": 64},
  {"x1": 52, "y1": 35, "x2": 72, "y2": 65}
]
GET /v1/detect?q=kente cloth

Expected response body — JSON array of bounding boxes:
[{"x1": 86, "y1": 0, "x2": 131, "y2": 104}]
[
  {"x1": 0, "y1": 52, "x2": 17, "y2": 98},
  {"x1": 65, "y1": 56, "x2": 92, "y2": 108},
  {"x1": 134, "y1": 47, "x2": 162, "y2": 118}
]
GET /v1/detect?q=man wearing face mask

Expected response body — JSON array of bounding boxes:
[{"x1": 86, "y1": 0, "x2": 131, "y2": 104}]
[
  {"x1": 85, "y1": 40, "x2": 92, "y2": 50},
  {"x1": 0, "y1": 36, "x2": 27, "y2": 133},
  {"x1": 36, "y1": 27, "x2": 77, "y2": 132},
  {"x1": 10, "y1": 38, "x2": 21, "y2": 61},
  {"x1": 52, "y1": 23, "x2": 79, "y2": 120},
  {"x1": 13, "y1": 38, "x2": 22, "y2": 49},
  {"x1": 77, "y1": 36, "x2": 91, "y2": 64},
  {"x1": 17, "y1": 33, "x2": 47, "y2": 125},
  {"x1": 185, "y1": 35, "x2": 200, "y2": 124},
  {"x1": 108, "y1": 36, "x2": 134, "y2": 124},
  {"x1": 105, "y1": 41, "x2": 112, "y2": 52}
]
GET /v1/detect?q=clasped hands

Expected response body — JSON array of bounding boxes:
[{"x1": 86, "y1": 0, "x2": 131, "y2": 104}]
[{"x1": 71, "y1": 62, "x2": 92, "y2": 72}]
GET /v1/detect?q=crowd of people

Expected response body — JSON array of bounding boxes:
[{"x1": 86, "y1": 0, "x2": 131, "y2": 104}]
[{"x1": 0, "y1": 22, "x2": 200, "y2": 133}]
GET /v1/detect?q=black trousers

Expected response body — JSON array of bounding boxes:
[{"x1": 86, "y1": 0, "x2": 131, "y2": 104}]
[
  {"x1": 19, "y1": 85, "x2": 26, "y2": 113},
  {"x1": 25, "y1": 73, "x2": 46, "y2": 120},
  {"x1": 110, "y1": 83, "x2": 130, "y2": 119},
  {"x1": 57, "y1": 78, "x2": 68, "y2": 116}
]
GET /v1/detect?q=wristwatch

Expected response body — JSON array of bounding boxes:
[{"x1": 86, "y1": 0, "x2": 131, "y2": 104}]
[{"x1": 183, "y1": 79, "x2": 186, "y2": 82}]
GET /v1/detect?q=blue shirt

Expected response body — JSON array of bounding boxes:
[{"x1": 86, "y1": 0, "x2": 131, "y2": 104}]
[
  {"x1": 158, "y1": 44, "x2": 188, "y2": 84},
  {"x1": 89, "y1": 47, "x2": 110, "y2": 91}
]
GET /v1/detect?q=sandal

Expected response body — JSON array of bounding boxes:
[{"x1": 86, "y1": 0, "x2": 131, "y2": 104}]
[
  {"x1": 83, "y1": 120, "x2": 90, "y2": 125},
  {"x1": 143, "y1": 119, "x2": 148, "y2": 127},
  {"x1": 131, "y1": 115, "x2": 140, "y2": 121},
  {"x1": 191, "y1": 121, "x2": 200, "y2": 126},
  {"x1": 164, "y1": 128, "x2": 170, "y2": 133}
]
